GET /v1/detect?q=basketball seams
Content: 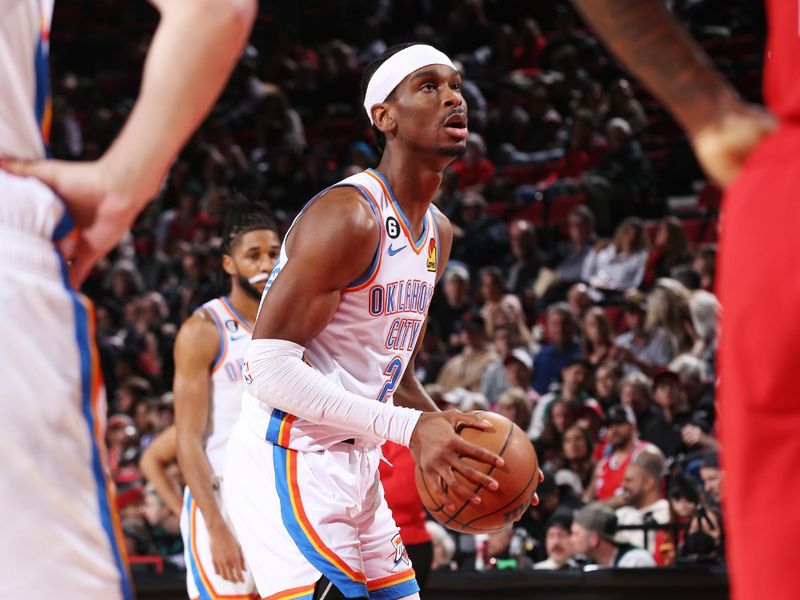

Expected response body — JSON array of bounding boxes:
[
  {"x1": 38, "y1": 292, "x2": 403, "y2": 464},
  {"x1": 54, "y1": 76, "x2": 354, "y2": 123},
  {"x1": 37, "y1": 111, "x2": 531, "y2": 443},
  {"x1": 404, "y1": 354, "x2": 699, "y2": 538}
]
[
  {"x1": 461, "y1": 466, "x2": 537, "y2": 527},
  {"x1": 441, "y1": 414, "x2": 515, "y2": 526}
]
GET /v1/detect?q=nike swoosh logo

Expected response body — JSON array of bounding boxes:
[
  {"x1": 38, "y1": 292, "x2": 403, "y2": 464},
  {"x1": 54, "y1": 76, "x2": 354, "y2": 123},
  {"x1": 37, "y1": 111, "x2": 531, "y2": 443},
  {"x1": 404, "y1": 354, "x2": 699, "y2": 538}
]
[
  {"x1": 387, "y1": 244, "x2": 407, "y2": 256},
  {"x1": 230, "y1": 334, "x2": 248, "y2": 342}
]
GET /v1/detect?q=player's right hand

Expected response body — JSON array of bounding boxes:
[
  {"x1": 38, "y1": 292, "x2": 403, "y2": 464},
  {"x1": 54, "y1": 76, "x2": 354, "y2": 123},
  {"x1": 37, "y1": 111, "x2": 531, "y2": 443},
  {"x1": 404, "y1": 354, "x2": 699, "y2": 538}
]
[
  {"x1": 0, "y1": 157, "x2": 146, "y2": 287},
  {"x1": 409, "y1": 410, "x2": 504, "y2": 512},
  {"x1": 208, "y1": 521, "x2": 246, "y2": 583},
  {"x1": 691, "y1": 102, "x2": 776, "y2": 187}
]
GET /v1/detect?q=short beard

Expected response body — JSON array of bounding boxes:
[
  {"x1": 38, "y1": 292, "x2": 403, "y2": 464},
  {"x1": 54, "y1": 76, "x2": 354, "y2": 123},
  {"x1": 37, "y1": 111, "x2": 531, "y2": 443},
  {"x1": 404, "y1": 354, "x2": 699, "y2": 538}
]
[
  {"x1": 235, "y1": 272, "x2": 264, "y2": 301},
  {"x1": 436, "y1": 143, "x2": 467, "y2": 158}
]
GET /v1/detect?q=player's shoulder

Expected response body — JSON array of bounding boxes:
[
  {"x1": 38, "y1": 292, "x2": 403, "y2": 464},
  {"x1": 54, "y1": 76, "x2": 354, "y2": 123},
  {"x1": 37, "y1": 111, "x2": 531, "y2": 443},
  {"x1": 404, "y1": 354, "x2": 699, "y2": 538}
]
[
  {"x1": 175, "y1": 308, "x2": 220, "y2": 357},
  {"x1": 294, "y1": 185, "x2": 381, "y2": 246}
]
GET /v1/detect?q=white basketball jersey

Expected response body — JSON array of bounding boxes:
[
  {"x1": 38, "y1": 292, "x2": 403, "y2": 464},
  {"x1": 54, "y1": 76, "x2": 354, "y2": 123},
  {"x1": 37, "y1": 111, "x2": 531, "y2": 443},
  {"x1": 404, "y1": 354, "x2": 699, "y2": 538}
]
[
  {"x1": 247, "y1": 168, "x2": 440, "y2": 451},
  {"x1": 199, "y1": 297, "x2": 252, "y2": 474},
  {"x1": 1, "y1": 0, "x2": 53, "y2": 160}
]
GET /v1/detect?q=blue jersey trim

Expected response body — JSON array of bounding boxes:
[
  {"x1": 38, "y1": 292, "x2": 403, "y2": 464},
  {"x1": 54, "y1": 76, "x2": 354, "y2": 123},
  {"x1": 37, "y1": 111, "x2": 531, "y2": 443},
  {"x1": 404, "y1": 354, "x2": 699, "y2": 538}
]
[
  {"x1": 346, "y1": 183, "x2": 383, "y2": 289},
  {"x1": 367, "y1": 168, "x2": 428, "y2": 247}
]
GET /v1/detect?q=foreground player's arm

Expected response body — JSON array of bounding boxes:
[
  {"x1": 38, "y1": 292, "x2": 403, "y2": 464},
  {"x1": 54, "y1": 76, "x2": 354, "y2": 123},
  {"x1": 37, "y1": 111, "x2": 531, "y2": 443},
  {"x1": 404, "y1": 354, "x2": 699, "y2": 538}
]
[
  {"x1": 246, "y1": 188, "x2": 502, "y2": 510},
  {"x1": 139, "y1": 425, "x2": 182, "y2": 516},
  {"x1": 570, "y1": 0, "x2": 775, "y2": 186},
  {"x1": 1, "y1": 0, "x2": 256, "y2": 284},
  {"x1": 392, "y1": 209, "x2": 453, "y2": 413},
  {"x1": 174, "y1": 313, "x2": 245, "y2": 583}
]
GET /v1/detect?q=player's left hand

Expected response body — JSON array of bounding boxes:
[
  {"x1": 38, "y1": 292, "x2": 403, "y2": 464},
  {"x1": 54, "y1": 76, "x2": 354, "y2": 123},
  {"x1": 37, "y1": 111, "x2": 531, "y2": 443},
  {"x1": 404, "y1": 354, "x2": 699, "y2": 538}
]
[
  {"x1": 691, "y1": 102, "x2": 777, "y2": 187},
  {"x1": 0, "y1": 157, "x2": 144, "y2": 287}
]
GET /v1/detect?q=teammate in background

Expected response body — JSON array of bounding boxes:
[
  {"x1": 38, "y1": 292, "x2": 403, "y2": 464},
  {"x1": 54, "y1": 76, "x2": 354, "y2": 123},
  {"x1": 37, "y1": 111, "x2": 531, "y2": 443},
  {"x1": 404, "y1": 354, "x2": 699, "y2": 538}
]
[
  {"x1": 225, "y1": 43, "x2": 540, "y2": 600},
  {"x1": 568, "y1": 1, "x2": 783, "y2": 598},
  {"x1": 0, "y1": 1, "x2": 255, "y2": 597},
  {"x1": 174, "y1": 199, "x2": 280, "y2": 599},
  {"x1": 139, "y1": 425, "x2": 183, "y2": 516}
]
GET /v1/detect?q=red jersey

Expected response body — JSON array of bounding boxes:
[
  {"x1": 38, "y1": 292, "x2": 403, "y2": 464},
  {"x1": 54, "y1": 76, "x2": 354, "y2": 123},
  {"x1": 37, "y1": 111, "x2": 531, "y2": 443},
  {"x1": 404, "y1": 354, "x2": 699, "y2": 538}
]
[
  {"x1": 593, "y1": 439, "x2": 653, "y2": 501},
  {"x1": 379, "y1": 442, "x2": 432, "y2": 546},
  {"x1": 764, "y1": 1, "x2": 800, "y2": 121}
]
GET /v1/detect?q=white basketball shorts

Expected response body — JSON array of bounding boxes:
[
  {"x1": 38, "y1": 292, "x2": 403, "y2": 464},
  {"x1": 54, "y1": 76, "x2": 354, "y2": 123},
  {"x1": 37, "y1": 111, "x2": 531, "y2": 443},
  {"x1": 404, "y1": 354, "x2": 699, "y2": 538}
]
[
  {"x1": 0, "y1": 171, "x2": 131, "y2": 599},
  {"x1": 180, "y1": 485, "x2": 258, "y2": 599},
  {"x1": 224, "y1": 415, "x2": 419, "y2": 600}
]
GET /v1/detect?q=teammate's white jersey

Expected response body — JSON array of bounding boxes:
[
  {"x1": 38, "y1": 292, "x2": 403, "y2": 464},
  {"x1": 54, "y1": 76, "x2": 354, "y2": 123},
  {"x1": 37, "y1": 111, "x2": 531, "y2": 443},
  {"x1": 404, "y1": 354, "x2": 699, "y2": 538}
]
[
  {"x1": 198, "y1": 296, "x2": 252, "y2": 474},
  {"x1": 1, "y1": 0, "x2": 53, "y2": 160},
  {"x1": 243, "y1": 168, "x2": 440, "y2": 452}
]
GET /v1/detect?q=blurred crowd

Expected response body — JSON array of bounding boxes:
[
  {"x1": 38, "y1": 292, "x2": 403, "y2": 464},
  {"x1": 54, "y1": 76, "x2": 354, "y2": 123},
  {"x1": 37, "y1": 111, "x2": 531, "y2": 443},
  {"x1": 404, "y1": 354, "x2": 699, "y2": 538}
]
[{"x1": 47, "y1": 0, "x2": 765, "y2": 576}]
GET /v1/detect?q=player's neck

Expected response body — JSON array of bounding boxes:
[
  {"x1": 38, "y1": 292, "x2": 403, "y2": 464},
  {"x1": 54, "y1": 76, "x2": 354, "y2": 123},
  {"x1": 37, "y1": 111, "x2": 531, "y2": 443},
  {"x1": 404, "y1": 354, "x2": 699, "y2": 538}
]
[
  {"x1": 375, "y1": 150, "x2": 444, "y2": 238},
  {"x1": 226, "y1": 287, "x2": 259, "y2": 326}
]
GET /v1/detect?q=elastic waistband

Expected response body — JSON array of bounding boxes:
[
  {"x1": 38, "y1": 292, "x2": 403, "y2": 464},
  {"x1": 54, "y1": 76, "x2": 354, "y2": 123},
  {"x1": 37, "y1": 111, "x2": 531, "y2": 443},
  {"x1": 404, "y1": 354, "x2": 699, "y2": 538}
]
[{"x1": 0, "y1": 226, "x2": 64, "y2": 279}]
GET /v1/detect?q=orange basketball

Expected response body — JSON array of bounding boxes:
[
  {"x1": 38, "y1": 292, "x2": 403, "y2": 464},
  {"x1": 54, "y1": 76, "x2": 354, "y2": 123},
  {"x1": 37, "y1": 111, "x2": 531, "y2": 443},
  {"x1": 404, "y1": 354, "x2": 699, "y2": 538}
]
[{"x1": 415, "y1": 411, "x2": 540, "y2": 534}]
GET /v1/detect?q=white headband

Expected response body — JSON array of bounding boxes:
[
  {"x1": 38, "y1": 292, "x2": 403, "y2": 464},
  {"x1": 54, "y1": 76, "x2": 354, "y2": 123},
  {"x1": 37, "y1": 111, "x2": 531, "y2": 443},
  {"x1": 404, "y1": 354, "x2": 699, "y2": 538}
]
[{"x1": 363, "y1": 44, "x2": 456, "y2": 124}]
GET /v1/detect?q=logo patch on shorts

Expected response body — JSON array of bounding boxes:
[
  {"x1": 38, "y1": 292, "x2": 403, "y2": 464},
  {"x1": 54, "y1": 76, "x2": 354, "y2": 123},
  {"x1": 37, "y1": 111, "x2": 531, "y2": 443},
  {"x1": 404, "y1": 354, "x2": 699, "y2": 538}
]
[{"x1": 388, "y1": 533, "x2": 410, "y2": 566}]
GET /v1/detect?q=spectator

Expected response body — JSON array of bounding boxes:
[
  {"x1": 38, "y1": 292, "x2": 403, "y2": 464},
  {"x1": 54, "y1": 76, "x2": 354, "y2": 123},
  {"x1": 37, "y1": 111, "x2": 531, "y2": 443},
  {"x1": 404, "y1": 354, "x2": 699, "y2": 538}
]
[
  {"x1": 692, "y1": 245, "x2": 717, "y2": 292},
  {"x1": 649, "y1": 369, "x2": 712, "y2": 457},
  {"x1": 581, "y1": 119, "x2": 657, "y2": 231},
  {"x1": 599, "y1": 79, "x2": 647, "y2": 135},
  {"x1": 688, "y1": 290, "x2": 720, "y2": 373},
  {"x1": 581, "y1": 217, "x2": 649, "y2": 292},
  {"x1": 450, "y1": 191, "x2": 509, "y2": 270},
  {"x1": 644, "y1": 216, "x2": 693, "y2": 287},
  {"x1": 657, "y1": 469, "x2": 702, "y2": 565},
  {"x1": 615, "y1": 451, "x2": 670, "y2": 552},
  {"x1": 594, "y1": 359, "x2": 622, "y2": 408},
  {"x1": 504, "y1": 219, "x2": 545, "y2": 305},
  {"x1": 532, "y1": 303, "x2": 582, "y2": 395},
  {"x1": 571, "y1": 503, "x2": 656, "y2": 567},
  {"x1": 537, "y1": 398, "x2": 577, "y2": 465},
  {"x1": 426, "y1": 521, "x2": 457, "y2": 571},
  {"x1": 479, "y1": 266, "x2": 530, "y2": 343},
  {"x1": 680, "y1": 505, "x2": 725, "y2": 564},
  {"x1": 551, "y1": 205, "x2": 598, "y2": 286},
  {"x1": 615, "y1": 293, "x2": 677, "y2": 372},
  {"x1": 645, "y1": 278, "x2": 696, "y2": 355},
  {"x1": 566, "y1": 282, "x2": 595, "y2": 325},
  {"x1": 449, "y1": 132, "x2": 495, "y2": 191},
  {"x1": 430, "y1": 263, "x2": 476, "y2": 346},
  {"x1": 480, "y1": 323, "x2": 528, "y2": 404},
  {"x1": 495, "y1": 386, "x2": 534, "y2": 433},
  {"x1": 581, "y1": 307, "x2": 615, "y2": 368},
  {"x1": 699, "y1": 450, "x2": 723, "y2": 509},
  {"x1": 436, "y1": 314, "x2": 499, "y2": 392},
  {"x1": 669, "y1": 353, "x2": 716, "y2": 435},
  {"x1": 551, "y1": 423, "x2": 596, "y2": 494},
  {"x1": 530, "y1": 358, "x2": 594, "y2": 440},
  {"x1": 534, "y1": 511, "x2": 579, "y2": 570},
  {"x1": 588, "y1": 405, "x2": 662, "y2": 506}
]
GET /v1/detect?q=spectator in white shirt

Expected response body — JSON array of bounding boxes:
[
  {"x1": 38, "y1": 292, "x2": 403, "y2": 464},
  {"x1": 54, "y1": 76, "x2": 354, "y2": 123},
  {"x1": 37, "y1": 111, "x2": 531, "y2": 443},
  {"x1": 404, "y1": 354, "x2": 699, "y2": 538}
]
[
  {"x1": 615, "y1": 451, "x2": 670, "y2": 552},
  {"x1": 582, "y1": 217, "x2": 649, "y2": 292}
]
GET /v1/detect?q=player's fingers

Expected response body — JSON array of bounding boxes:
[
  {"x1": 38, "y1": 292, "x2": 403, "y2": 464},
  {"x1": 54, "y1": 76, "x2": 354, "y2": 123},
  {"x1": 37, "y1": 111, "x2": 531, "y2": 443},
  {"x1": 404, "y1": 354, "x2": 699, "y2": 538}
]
[
  {"x1": 448, "y1": 455, "x2": 498, "y2": 491},
  {"x1": 212, "y1": 558, "x2": 223, "y2": 577},
  {"x1": 453, "y1": 436, "x2": 504, "y2": 468},
  {"x1": 425, "y1": 472, "x2": 456, "y2": 512},
  {"x1": 0, "y1": 157, "x2": 62, "y2": 188},
  {"x1": 450, "y1": 410, "x2": 494, "y2": 432},
  {"x1": 538, "y1": 468, "x2": 544, "y2": 483},
  {"x1": 530, "y1": 492, "x2": 540, "y2": 507},
  {"x1": 440, "y1": 467, "x2": 481, "y2": 506}
]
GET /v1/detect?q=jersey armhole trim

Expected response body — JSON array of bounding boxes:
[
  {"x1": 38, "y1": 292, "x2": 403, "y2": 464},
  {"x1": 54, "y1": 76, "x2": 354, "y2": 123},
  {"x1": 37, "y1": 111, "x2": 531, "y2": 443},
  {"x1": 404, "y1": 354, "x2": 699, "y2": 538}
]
[
  {"x1": 200, "y1": 306, "x2": 228, "y2": 373},
  {"x1": 346, "y1": 184, "x2": 384, "y2": 292}
]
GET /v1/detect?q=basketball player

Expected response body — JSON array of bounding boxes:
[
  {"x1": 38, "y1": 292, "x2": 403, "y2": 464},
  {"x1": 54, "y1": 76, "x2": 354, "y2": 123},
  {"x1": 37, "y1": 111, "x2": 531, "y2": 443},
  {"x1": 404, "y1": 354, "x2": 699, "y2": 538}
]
[
  {"x1": 174, "y1": 200, "x2": 280, "y2": 599},
  {"x1": 0, "y1": 1, "x2": 255, "y2": 598},
  {"x1": 568, "y1": 2, "x2": 784, "y2": 599},
  {"x1": 224, "y1": 43, "x2": 538, "y2": 600}
]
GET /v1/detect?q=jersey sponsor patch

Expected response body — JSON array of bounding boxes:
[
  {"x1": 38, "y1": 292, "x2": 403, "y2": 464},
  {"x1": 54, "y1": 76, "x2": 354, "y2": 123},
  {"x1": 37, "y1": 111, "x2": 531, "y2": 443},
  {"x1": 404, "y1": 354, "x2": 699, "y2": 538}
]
[{"x1": 426, "y1": 238, "x2": 437, "y2": 272}]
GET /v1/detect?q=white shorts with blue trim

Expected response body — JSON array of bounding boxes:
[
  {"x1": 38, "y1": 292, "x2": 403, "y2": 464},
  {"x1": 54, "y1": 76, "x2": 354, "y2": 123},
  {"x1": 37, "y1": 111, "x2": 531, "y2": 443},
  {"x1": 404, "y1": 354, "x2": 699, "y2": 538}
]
[
  {"x1": 180, "y1": 485, "x2": 258, "y2": 599},
  {"x1": 0, "y1": 172, "x2": 132, "y2": 599},
  {"x1": 224, "y1": 415, "x2": 419, "y2": 600}
]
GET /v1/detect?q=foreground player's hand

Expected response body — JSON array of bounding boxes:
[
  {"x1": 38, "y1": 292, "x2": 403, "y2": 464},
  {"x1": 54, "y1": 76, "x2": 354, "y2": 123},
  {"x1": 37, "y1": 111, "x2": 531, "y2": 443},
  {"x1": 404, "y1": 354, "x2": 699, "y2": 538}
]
[
  {"x1": 691, "y1": 102, "x2": 776, "y2": 187},
  {"x1": 409, "y1": 410, "x2": 503, "y2": 512},
  {"x1": 0, "y1": 157, "x2": 146, "y2": 287},
  {"x1": 208, "y1": 521, "x2": 246, "y2": 583}
]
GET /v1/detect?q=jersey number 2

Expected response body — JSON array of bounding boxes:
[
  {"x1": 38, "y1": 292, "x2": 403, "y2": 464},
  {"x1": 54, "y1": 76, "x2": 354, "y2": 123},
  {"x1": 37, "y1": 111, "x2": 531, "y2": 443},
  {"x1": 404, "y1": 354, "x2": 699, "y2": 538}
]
[{"x1": 377, "y1": 357, "x2": 404, "y2": 403}]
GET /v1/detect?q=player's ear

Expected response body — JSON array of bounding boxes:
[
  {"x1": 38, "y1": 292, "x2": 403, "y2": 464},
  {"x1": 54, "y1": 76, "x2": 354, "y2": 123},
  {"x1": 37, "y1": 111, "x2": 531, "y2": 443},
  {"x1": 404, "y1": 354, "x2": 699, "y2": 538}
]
[
  {"x1": 371, "y1": 103, "x2": 396, "y2": 136},
  {"x1": 221, "y1": 253, "x2": 236, "y2": 277}
]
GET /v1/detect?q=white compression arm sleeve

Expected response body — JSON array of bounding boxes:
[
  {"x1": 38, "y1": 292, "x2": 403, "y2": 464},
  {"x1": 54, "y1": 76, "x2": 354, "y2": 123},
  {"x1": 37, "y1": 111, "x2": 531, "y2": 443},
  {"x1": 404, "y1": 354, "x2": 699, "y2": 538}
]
[{"x1": 243, "y1": 338, "x2": 423, "y2": 446}]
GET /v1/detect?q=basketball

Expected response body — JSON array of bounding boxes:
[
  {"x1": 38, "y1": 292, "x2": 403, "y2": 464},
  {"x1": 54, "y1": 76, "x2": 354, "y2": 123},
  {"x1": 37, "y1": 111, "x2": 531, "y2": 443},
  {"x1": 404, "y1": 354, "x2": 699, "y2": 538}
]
[{"x1": 415, "y1": 411, "x2": 540, "y2": 534}]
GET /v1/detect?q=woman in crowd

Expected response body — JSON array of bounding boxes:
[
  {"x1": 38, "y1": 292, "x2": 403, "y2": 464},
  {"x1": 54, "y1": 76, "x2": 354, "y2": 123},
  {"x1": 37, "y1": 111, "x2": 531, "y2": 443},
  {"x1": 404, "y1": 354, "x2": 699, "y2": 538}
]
[
  {"x1": 581, "y1": 306, "x2": 615, "y2": 369},
  {"x1": 581, "y1": 216, "x2": 649, "y2": 292}
]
